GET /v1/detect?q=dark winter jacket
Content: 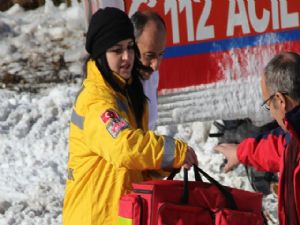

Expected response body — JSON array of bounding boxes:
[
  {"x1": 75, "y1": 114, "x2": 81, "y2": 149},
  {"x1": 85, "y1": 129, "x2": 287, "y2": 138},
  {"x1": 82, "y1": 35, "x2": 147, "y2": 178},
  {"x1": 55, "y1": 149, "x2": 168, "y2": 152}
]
[{"x1": 237, "y1": 105, "x2": 300, "y2": 225}]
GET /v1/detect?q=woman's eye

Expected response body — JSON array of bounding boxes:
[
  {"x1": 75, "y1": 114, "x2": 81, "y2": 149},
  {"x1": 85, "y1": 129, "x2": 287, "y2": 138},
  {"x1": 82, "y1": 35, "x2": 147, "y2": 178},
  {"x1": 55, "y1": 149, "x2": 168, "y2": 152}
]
[
  {"x1": 110, "y1": 48, "x2": 123, "y2": 54},
  {"x1": 127, "y1": 45, "x2": 135, "y2": 51}
]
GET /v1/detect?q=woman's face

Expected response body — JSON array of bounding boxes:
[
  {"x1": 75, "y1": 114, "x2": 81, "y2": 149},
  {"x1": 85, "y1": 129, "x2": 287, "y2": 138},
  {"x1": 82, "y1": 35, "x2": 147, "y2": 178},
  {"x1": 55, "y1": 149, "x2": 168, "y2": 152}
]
[{"x1": 106, "y1": 39, "x2": 135, "y2": 79}]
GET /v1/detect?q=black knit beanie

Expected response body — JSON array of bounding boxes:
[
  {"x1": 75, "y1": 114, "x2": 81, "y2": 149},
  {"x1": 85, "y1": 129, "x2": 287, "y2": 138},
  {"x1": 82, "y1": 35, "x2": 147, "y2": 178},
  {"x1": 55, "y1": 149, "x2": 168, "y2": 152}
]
[{"x1": 85, "y1": 7, "x2": 134, "y2": 59}]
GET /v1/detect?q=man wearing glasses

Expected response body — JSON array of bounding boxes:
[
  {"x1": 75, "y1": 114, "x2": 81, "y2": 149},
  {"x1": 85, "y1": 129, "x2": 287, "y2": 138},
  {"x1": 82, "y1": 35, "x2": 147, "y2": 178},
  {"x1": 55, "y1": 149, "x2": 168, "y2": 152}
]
[{"x1": 215, "y1": 52, "x2": 300, "y2": 225}]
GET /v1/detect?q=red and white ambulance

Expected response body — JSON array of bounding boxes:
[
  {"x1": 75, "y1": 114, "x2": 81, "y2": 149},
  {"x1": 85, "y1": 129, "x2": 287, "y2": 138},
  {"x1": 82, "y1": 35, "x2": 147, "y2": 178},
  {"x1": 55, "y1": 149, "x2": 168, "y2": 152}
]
[{"x1": 85, "y1": 1, "x2": 300, "y2": 124}]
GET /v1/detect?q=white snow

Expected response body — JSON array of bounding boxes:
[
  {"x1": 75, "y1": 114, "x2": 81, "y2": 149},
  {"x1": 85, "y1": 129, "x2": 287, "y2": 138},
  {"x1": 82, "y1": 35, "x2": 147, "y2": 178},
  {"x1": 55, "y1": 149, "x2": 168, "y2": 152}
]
[{"x1": 0, "y1": 3, "x2": 278, "y2": 225}]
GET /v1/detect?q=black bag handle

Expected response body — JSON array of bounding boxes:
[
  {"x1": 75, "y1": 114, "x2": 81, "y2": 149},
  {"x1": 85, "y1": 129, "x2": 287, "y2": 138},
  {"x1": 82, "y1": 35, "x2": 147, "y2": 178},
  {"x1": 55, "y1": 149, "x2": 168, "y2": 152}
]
[
  {"x1": 192, "y1": 165, "x2": 238, "y2": 210},
  {"x1": 167, "y1": 168, "x2": 181, "y2": 180},
  {"x1": 180, "y1": 167, "x2": 189, "y2": 204},
  {"x1": 167, "y1": 166, "x2": 202, "y2": 181},
  {"x1": 169, "y1": 165, "x2": 238, "y2": 209}
]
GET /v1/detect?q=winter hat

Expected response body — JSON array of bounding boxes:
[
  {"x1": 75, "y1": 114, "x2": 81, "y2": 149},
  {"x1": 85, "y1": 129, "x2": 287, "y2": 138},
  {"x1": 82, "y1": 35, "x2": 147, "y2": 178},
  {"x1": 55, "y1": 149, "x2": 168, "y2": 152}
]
[{"x1": 85, "y1": 7, "x2": 134, "y2": 59}]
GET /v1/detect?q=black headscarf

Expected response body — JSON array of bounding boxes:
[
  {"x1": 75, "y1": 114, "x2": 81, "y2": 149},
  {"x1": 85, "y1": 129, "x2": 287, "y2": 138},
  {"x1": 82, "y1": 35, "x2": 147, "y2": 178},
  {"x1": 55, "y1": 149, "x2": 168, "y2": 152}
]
[{"x1": 86, "y1": 7, "x2": 135, "y2": 59}]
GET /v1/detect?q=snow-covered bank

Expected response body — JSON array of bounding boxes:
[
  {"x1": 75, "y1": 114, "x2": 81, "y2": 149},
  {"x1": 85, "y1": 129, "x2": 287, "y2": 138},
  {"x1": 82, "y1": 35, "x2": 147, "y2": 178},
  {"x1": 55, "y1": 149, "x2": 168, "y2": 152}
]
[{"x1": 0, "y1": 85, "x2": 77, "y2": 225}]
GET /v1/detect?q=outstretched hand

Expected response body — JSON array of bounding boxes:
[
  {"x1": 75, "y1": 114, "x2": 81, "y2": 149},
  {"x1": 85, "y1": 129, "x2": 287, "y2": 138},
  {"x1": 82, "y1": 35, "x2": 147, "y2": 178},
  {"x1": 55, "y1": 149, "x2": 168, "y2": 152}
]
[
  {"x1": 183, "y1": 146, "x2": 198, "y2": 170},
  {"x1": 214, "y1": 143, "x2": 239, "y2": 173}
]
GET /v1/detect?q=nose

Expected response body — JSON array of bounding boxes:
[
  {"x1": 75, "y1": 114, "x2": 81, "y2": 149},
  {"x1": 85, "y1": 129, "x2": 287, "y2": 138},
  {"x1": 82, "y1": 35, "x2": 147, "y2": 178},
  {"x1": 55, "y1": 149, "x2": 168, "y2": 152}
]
[
  {"x1": 150, "y1": 58, "x2": 161, "y2": 71},
  {"x1": 122, "y1": 49, "x2": 130, "y2": 61}
]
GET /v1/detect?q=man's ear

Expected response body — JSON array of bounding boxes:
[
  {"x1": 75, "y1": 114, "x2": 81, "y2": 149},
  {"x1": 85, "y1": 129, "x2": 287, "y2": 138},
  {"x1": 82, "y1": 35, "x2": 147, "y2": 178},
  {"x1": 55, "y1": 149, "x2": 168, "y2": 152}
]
[{"x1": 275, "y1": 92, "x2": 287, "y2": 112}]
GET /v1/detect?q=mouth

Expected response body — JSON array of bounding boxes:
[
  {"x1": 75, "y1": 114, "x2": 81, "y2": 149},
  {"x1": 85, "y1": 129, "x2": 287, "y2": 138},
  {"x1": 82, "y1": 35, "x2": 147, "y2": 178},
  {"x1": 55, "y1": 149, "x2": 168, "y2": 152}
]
[
  {"x1": 139, "y1": 64, "x2": 154, "y2": 74},
  {"x1": 120, "y1": 64, "x2": 131, "y2": 71},
  {"x1": 138, "y1": 64, "x2": 154, "y2": 79}
]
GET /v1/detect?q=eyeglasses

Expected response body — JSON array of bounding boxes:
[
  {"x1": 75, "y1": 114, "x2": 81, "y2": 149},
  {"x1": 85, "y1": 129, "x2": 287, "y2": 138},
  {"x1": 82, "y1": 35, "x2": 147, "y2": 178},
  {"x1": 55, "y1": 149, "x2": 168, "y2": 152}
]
[{"x1": 261, "y1": 92, "x2": 288, "y2": 111}]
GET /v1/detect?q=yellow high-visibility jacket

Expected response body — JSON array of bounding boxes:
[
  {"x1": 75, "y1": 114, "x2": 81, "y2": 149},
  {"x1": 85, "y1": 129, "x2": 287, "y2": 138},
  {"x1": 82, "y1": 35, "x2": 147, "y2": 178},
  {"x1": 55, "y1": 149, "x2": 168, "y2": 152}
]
[{"x1": 62, "y1": 60, "x2": 188, "y2": 225}]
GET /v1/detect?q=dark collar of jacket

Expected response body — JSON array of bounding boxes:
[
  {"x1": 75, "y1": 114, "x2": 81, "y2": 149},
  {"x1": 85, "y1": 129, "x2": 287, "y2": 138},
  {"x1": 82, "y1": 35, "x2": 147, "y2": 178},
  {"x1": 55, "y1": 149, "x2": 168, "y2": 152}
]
[{"x1": 285, "y1": 104, "x2": 300, "y2": 141}]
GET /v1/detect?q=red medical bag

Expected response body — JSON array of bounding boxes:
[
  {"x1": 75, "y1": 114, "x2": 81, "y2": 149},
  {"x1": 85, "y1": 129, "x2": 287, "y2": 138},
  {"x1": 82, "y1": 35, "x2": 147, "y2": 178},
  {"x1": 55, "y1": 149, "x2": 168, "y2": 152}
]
[{"x1": 118, "y1": 166, "x2": 264, "y2": 225}]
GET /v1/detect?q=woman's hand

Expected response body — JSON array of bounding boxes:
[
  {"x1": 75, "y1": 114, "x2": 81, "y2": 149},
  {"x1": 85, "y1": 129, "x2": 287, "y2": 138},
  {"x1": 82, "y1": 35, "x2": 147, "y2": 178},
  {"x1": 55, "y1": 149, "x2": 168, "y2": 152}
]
[{"x1": 182, "y1": 146, "x2": 198, "y2": 169}]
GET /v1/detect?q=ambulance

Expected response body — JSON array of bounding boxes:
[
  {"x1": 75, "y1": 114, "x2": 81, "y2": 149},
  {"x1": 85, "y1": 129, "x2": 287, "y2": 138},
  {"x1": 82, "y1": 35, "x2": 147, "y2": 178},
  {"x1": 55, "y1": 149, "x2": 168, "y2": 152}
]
[{"x1": 85, "y1": 0, "x2": 300, "y2": 125}]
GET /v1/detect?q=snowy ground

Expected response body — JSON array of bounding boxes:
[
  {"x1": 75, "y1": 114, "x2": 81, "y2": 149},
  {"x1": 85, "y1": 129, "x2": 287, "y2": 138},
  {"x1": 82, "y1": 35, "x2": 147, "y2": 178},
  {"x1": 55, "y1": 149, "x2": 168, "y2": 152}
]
[{"x1": 0, "y1": 3, "x2": 278, "y2": 225}]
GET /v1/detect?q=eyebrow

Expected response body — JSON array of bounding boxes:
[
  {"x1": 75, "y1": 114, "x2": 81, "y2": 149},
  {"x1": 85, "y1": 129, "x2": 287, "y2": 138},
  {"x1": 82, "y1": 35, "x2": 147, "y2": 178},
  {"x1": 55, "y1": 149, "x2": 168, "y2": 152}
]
[
  {"x1": 144, "y1": 51, "x2": 165, "y2": 55},
  {"x1": 112, "y1": 42, "x2": 134, "y2": 48}
]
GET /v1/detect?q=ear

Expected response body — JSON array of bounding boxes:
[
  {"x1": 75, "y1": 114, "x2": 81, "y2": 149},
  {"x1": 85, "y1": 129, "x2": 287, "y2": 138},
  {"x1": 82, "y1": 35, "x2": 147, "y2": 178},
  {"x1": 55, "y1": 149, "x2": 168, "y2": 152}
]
[{"x1": 275, "y1": 92, "x2": 287, "y2": 112}]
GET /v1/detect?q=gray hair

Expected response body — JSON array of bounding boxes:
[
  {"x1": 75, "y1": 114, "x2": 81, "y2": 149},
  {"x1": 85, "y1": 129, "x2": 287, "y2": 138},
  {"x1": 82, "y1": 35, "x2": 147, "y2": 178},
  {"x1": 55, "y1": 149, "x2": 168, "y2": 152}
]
[
  {"x1": 130, "y1": 11, "x2": 166, "y2": 40},
  {"x1": 264, "y1": 52, "x2": 300, "y2": 101}
]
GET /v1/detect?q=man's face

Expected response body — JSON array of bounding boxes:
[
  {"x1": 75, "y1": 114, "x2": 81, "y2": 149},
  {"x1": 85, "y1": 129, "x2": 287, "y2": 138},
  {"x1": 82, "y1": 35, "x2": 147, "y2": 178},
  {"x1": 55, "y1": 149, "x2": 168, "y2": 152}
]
[
  {"x1": 261, "y1": 74, "x2": 286, "y2": 129},
  {"x1": 136, "y1": 20, "x2": 166, "y2": 79}
]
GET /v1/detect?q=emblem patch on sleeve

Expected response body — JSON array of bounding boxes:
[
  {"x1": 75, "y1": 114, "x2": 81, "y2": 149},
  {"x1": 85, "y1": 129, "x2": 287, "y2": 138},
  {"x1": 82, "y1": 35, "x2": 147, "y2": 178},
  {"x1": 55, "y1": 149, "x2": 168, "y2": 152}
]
[
  {"x1": 100, "y1": 109, "x2": 129, "y2": 138},
  {"x1": 101, "y1": 110, "x2": 119, "y2": 123}
]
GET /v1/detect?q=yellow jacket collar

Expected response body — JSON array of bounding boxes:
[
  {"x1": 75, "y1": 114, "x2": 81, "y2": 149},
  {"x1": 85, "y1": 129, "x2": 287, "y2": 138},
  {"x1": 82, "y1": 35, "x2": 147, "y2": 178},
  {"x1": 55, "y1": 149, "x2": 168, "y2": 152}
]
[{"x1": 87, "y1": 60, "x2": 132, "y2": 89}]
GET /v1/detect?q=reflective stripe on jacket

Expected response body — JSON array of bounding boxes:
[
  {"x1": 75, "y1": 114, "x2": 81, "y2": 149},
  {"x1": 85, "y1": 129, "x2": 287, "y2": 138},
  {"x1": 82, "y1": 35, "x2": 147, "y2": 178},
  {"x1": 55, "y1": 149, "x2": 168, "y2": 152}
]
[
  {"x1": 62, "y1": 60, "x2": 187, "y2": 225},
  {"x1": 237, "y1": 104, "x2": 300, "y2": 225}
]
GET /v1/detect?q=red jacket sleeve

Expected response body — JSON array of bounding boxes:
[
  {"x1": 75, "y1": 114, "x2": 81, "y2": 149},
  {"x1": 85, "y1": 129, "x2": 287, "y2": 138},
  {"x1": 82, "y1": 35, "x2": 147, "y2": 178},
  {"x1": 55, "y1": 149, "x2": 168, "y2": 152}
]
[{"x1": 237, "y1": 128, "x2": 287, "y2": 172}]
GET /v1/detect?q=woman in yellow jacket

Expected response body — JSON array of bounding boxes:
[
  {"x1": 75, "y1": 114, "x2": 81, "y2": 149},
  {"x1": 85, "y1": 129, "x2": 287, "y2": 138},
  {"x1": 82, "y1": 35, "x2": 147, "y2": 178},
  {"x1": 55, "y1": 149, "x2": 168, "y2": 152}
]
[{"x1": 63, "y1": 7, "x2": 198, "y2": 225}]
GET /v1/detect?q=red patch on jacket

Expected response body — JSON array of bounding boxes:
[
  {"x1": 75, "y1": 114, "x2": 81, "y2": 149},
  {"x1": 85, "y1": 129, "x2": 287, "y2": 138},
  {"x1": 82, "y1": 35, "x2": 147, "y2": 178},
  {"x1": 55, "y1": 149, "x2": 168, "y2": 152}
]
[
  {"x1": 100, "y1": 109, "x2": 129, "y2": 138},
  {"x1": 101, "y1": 110, "x2": 119, "y2": 124}
]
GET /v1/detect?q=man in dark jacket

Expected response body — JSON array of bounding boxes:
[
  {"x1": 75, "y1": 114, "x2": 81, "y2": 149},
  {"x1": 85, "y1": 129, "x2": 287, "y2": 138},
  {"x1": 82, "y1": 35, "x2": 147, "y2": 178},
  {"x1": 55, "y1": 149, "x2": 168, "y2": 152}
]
[{"x1": 215, "y1": 52, "x2": 300, "y2": 225}]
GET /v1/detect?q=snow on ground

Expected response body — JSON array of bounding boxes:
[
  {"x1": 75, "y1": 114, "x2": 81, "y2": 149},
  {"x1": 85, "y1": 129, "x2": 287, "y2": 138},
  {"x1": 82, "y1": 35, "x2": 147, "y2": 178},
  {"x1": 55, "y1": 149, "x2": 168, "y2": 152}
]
[{"x1": 0, "y1": 3, "x2": 278, "y2": 225}]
